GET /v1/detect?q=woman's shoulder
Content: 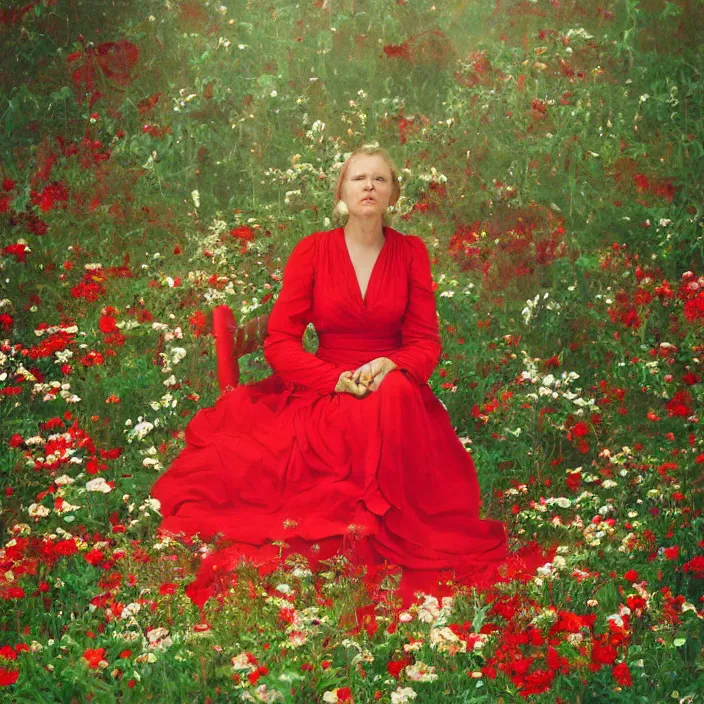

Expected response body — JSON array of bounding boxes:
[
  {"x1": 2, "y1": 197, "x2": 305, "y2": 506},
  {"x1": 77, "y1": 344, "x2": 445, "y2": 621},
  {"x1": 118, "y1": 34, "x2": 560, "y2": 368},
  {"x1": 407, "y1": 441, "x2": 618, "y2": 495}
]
[
  {"x1": 292, "y1": 225, "x2": 423, "y2": 254},
  {"x1": 385, "y1": 225, "x2": 422, "y2": 244},
  {"x1": 289, "y1": 230, "x2": 322, "y2": 258},
  {"x1": 385, "y1": 227, "x2": 428, "y2": 259}
]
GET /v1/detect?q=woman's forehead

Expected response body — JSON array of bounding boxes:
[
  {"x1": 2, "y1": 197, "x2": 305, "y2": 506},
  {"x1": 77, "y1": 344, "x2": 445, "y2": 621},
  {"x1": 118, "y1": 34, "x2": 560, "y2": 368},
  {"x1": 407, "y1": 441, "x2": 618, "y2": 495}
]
[{"x1": 347, "y1": 154, "x2": 391, "y2": 176}]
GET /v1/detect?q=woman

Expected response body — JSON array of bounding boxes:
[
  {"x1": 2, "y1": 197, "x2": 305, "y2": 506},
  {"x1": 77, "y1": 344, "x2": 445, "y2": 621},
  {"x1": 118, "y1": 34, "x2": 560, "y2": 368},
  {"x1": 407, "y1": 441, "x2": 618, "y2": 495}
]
[{"x1": 151, "y1": 145, "x2": 550, "y2": 606}]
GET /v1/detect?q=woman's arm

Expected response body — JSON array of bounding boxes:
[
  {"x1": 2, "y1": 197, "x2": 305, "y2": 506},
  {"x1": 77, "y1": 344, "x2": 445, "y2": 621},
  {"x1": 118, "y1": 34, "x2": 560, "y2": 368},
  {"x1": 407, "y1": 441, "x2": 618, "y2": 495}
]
[
  {"x1": 385, "y1": 235, "x2": 442, "y2": 385},
  {"x1": 263, "y1": 234, "x2": 349, "y2": 394}
]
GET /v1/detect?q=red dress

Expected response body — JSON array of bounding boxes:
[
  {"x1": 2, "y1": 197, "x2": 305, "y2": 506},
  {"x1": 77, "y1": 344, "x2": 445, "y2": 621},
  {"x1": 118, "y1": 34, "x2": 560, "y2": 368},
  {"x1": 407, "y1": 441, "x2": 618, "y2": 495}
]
[{"x1": 151, "y1": 226, "x2": 551, "y2": 605}]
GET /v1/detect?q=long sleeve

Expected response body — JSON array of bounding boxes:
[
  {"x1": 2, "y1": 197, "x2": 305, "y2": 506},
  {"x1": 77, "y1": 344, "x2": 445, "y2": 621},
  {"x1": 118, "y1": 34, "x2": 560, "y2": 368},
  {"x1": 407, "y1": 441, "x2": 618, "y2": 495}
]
[
  {"x1": 263, "y1": 234, "x2": 348, "y2": 395},
  {"x1": 386, "y1": 236, "x2": 442, "y2": 386}
]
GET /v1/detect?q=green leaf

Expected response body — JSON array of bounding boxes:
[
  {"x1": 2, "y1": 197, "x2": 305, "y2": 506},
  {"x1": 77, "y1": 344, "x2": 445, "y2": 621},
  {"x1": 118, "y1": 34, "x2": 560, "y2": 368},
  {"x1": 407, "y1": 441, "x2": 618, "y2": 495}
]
[
  {"x1": 575, "y1": 254, "x2": 598, "y2": 271},
  {"x1": 317, "y1": 29, "x2": 333, "y2": 50},
  {"x1": 50, "y1": 86, "x2": 73, "y2": 102},
  {"x1": 257, "y1": 74, "x2": 276, "y2": 87}
]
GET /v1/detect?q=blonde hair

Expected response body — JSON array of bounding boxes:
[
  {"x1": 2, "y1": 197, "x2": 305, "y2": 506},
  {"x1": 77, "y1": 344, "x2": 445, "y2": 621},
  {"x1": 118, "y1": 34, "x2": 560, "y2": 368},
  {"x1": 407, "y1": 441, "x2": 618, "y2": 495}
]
[{"x1": 332, "y1": 144, "x2": 401, "y2": 225}]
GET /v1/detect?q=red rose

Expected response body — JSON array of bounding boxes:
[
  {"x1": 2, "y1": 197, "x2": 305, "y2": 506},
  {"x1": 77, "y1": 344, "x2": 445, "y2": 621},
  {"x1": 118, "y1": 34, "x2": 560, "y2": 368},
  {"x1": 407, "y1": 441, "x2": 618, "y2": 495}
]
[
  {"x1": 99, "y1": 315, "x2": 118, "y2": 333},
  {"x1": 663, "y1": 546, "x2": 680, "y2": 561},
  {"x1": 0, "y1": 667, "x2": 19, "y2": 686},
  {"x1": 84, "y1": 548, "x2": 105, "y2": 566},
  {"x1": 82, "y1": 647, "x2": 107, "y2": 669},
  {"x1": 612, "y1": 662, "x2": 632, "y2": 687}
]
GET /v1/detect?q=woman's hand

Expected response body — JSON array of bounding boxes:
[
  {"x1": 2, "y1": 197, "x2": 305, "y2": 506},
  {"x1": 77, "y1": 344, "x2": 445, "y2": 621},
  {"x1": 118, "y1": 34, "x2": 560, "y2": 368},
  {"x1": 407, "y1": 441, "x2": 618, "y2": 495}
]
[
  {"x1": 351, "y1": 357, "x2": 398, "y2": 393},
  {"x1": 335, "y1": 370, "x2": 372, "y2": 399}
]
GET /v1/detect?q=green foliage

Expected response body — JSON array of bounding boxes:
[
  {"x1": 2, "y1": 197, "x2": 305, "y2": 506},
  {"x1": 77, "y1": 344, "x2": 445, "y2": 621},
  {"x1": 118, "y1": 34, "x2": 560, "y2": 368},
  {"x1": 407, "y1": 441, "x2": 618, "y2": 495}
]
[{"x1": 0, "y1": 0, "x2": 703, "y2": 701}]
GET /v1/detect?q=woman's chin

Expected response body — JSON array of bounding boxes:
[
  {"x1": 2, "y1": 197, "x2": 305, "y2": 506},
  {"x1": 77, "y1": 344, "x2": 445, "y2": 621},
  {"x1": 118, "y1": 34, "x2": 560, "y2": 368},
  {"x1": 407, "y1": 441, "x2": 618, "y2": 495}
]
[{"x1": 350, "y1": 209, "x2": 382, "y2": 219}]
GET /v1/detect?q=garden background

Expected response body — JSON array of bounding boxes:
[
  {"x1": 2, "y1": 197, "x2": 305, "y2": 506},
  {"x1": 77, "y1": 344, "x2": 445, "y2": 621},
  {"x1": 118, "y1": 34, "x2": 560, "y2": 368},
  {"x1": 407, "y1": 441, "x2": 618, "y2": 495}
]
[{"x1": 0, "y1": 0, "x2": 703, "y2": 701}]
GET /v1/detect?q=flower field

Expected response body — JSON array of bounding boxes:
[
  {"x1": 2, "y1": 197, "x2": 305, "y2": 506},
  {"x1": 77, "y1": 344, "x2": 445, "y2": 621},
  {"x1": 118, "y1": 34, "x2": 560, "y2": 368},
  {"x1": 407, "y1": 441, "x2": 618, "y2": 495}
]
[{"x1": 1, "y1": 0, "x2": 703, "y2": 701}]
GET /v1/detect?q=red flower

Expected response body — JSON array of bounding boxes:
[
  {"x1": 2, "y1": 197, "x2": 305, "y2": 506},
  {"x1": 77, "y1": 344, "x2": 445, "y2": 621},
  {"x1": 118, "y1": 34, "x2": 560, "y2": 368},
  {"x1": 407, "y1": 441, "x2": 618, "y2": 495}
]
[
  {"x1": 682, "y1": 556, "x2": 704, "y2": 578},
  {"x1": 71, "y1": 281, "x2": 106, "y2": 302},
  {"x1": 663, "y1": 545, "x2": 680, "y2": 561},
  {"x1": 99, "y1": 315, "x2": 118, "y2": 333},
  {"x1": 623, "y1": 569, "x2": 639, "y2": 582},
  {"x1": 683, "y1": 292, "x2": 704, "y2": 321},
  {"x1": 549, "y1": 610, "x2": 596, "y2": 635},
  {"x1": 565, "y1": 470, "x2": 582, "y2": 492},
  {"x1": 8, "y1": 434, "x2": 24, "y2": 449},
  {"x1": 612, "y1": 662, "x2": 632, "y2": 687},
  {"x1": 2, "y1": 243, "x2": 29, "y2": 264},
  {"x1": 0, "y1": 668, "x2": 19, "y2": 686},
  {"x1": 572, "y1": 421, "x2": 589, "y2": 437},
  {"x1": 0, "y1": 646, "x2": 16, "y2": 661},
  {"x1": 84, "y1": 548, "x2": 105, "y2": 566},
  {"x1": 666, "y1": 390, "x2": 692, "y2": 417},
  {"x1": 54, "y1": 539, "x2": 78, "y2": 556},
  {"x1": 189, "y1": 310, "x2": 208, "y2": 337},
  {"x1": 82, "y1": 647, "x2": 107, "y2": 669},
  {"x1": 230, "y1": 225, "x2": 255, "y2": 241},
  {"x1": 515, "y1": 668, "x2": 554, "y2": 697},
  {"x1": 1, "y1": 587, "x2": 25, "y2": 600},
  {"x1": 387, "y1": 656, "x2": 412, "y2": 679},
  {"x1": 591, "y1": 638, "x2": 617, "y2": 666},
  {"x1": 247, "y1": 665, "x2": 269, "y2": 686},
  {"x1": 383, "y1": 41, "x2": 413, "y2": 62},
  {"x1": 626, "y1": 594, "x2": 647, "y2": 615},
  {"x1": 159, "y1": 582, "x2": 178, "y2": 595},
  {"x1": 337, "y1": 687, "x2": 353, "y2": 701},
  {"x1": 31, "y1": 182, "x2": 69, "y2": 212}
]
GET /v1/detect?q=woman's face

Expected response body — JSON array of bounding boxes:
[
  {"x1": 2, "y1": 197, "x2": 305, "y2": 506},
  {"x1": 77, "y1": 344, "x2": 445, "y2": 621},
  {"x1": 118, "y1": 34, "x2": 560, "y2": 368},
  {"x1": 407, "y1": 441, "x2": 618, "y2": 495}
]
[{"x1": 340, "y1": 154, "x2": 396, "y2": 221}]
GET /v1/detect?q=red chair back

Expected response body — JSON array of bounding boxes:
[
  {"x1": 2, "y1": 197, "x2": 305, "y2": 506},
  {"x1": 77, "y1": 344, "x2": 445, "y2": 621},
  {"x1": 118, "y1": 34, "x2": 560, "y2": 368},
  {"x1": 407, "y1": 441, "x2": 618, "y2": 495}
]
[{"x1": 212, "y1": 305, "x2": 270, "y2": 391}]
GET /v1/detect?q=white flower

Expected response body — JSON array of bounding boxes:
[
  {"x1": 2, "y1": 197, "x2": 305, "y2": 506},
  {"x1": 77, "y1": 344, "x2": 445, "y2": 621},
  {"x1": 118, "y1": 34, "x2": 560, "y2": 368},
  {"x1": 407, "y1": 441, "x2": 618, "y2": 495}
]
[
  {"x1": 288, "y1": 632, "x2": 307, "y2": 647},
  {"x1": 146, "y1": 627, "x2": 172, "y2": 650},
  {"x1": 126, "y1": 420, "x2": 154, "y2": 442},
  {"x1": 86, "y1": 477, "x2": 113, "y2": 493},
  {"x1": 241, "y1": 685, "x2": 284, "y2": 703},
  {"x1": 140, "y1": 498, "x2": 161, "y2": 514},
  {"x1": 231, "y1": 653, "x2": 256, "y2": 672},
  {"x1": 391, "y1": 687, "x2": 418, "y2": 704},
  {"x1": 169, "y1": 347, "x2": 187, "y2": 364},
  {"x1": 416, "y1": 594, "x2": 441, "y2": 623},
  {"x1": 121, "y1": 603, "x2": 142, "y2": 619},
  {"x1": 405, "y1": 661, "x2": 438, "y2": 682},
  {"x1": 28, "y1": 503, "x2": 50, "y2": 518},
  {"x1": 54, "y1": 500, "x2": 80, "y2": 514},
  {"x1": 429, "y1": 626, "x2": 465, "y2": 653}
]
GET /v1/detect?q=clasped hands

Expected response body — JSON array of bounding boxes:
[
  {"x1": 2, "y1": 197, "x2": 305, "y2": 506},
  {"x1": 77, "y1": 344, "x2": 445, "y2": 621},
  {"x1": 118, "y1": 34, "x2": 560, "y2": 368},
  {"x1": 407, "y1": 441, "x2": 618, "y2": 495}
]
[{"x1": 334, "y1": 357, "x2": 397, "y2": 398}]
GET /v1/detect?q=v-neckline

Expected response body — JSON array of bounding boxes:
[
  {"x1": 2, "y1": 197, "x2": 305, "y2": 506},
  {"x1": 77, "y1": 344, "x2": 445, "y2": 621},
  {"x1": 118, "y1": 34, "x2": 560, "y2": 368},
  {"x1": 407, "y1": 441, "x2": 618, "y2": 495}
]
[{"x1": 340, "y1": 226, "x2": 389, "y2": 308}]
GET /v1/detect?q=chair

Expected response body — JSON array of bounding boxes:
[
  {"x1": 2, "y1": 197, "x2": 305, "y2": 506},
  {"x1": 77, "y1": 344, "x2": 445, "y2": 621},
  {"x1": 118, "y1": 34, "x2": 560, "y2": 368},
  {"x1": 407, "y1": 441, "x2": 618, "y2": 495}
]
[{"x1": 212, "y1": 305, "x2": 270, "y2": 391}]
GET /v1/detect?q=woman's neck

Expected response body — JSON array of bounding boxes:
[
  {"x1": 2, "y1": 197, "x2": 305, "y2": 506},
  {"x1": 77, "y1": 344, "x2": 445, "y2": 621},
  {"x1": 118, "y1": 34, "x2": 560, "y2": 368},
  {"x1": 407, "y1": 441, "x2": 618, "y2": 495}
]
[{"x1": 343, "y1": 218, "x2": 385, "y2": 248}]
